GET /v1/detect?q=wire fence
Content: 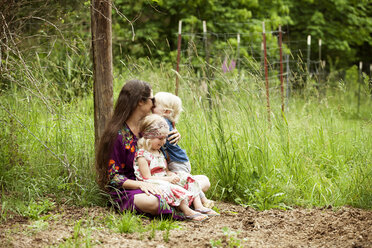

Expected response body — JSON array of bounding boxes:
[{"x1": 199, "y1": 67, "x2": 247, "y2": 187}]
[
  {"x1": 171, "y1": 21, "x2": 334, "y2": 120},
  {"x1": 175, "y1": 22, "x2": 328, "y2": 85}
]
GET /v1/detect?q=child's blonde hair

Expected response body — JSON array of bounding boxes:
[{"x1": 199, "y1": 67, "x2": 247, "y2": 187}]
[
  {"x1": 154, "y1": 92, "x2": 183, "y2": 123},
  {"x1": 137, "y1": 114, "x2": 169, "y2": 151}
]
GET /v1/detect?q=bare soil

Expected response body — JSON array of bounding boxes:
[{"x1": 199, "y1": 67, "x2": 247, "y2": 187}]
[{"x1": 1, "y1": 202, "x2": 371, "y2": 247}]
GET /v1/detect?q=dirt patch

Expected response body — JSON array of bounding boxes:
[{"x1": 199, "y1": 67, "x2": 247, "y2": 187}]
[{"x1": 1, "y1": 202, "x2": 371, "y2": 247}]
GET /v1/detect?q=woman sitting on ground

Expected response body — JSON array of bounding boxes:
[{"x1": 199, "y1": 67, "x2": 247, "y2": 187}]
[{"x1": 95, "y1": 79, "x2": 212, "y2": 219}]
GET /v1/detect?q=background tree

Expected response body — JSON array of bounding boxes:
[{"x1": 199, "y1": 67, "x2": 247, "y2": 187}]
[
  {"x1": 287, "y1": 0, "x2": 372, "y2": 70},
  {"x1": 109, "y1": 0, "x2": 371, "y2": 73},
  {"x1": 111, "y1": 0, "x2": 291, "y2": 64}
]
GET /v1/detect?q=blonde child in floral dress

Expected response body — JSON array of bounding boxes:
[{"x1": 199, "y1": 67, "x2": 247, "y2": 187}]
[
  {"x1": 153, "y1": 92, "x2": 215, "y2": 209},
  {"x1": 134, "y1": 114, "x2": 218, "y2": 221}
]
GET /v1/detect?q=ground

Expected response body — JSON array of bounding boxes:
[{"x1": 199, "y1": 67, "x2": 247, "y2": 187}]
[{"x1": 0, "y1": 202, "x2": 371, "y2": 247}]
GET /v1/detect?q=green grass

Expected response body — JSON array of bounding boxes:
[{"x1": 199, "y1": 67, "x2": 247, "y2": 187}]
[
  {"x1": 176, "y1": 77, "x2": 372, "y2": 209},
  {"x1": 105, "y1": 210, "x2": 180, "y2": 242},
  {"x1": 0, "y1": 58, "x2": 371, "y2": 216},
  {"x1": 210, "y1": 227, "x2": 246, "y2": 248}
]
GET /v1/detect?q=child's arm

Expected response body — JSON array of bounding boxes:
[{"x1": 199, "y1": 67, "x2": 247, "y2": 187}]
[{"x1": 137, "y1": 157, "x2": 178, "y2": 183}]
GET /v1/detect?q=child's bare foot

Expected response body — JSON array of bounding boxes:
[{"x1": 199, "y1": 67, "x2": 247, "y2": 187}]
[{"x1": 201, "y1": 198, "x2": 215, "y2": 208}]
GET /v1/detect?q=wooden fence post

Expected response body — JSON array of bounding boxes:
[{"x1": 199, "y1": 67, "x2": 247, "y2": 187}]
[
  {"x1": 203, "y1": 21, "x2": 210, "y2": 72},
  {"x1": 370, "y1": 64, "x2": 372, "y2": 99},
  {"x1": 286, "y1": 54, "x2": 290, "y2": 111},
  {"x1": 236, "y1": 33, "x2": 241, "y2": 70},
  {"x1": 261, "y1": 42, "x2": 264, "y2": 78},
  {"x1": 307, "y1": 35, "x2": 311, "y2": 77},
  {"x1": 357, "y1": 61, "x2": 362, "y2": 114},
  {"x1": 278, "y1": 25, "x2": 284, "y2": 112},
  {"x1": 262, "y1": 22, "x2": 271, "y2": 124},
  {"x1": 318, "y1": 39, "x2": 322, "y2": 64},
  {"x1": 203, "y1": 20, "x2": 212, "y2": 109},
  {"x1": 318, "y1": 39, "x2": 322, "y2": 83},
  {"x1": 175, "y1": 20, "x2": 182, "y2": 96},
  {"x1": 91, "y1": 0, "x2": 113, "y2": 153}
]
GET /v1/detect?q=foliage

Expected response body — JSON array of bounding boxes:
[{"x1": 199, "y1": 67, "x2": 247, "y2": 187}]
[
  {"x1": 210, "y1": 227, "x2": 246, "y2": 248},
  {"x1": 1, "y1": 58, "x2": 372, "y2": 212},
  {"x1": 21, "y1": 199, "x2": 55, "y2": 220},
  {"x1": 0, "y1": 0, "x2": 80, "y2": 39},
  {"x1": 58, "y1": 219, "x2": 97, "y2": 247},
  {"x1": 106, "y1": 210, "x2": 179, "y2": 241},
  {"x1": 0, "y1": 1, "x2": 92, "y2": 99},
  {"x1": 0, "y1": 1, "x2": 372, "y2": 221},
  {"x1": 111, "y1": 0, "x2": 291, "y2": 65},
  {"x1": 1, "y1": 0, "x2": 371, "y2": 80},
  {"x1": 147, "y1": 218, "x2": 179, "y2": 242},
  {"x1": 109, "y1": 0, "x2": 372, "y2": 71},
  {"x1": 0, "y1": 88, "x2": 103, "y2": 209},
  {"x1": 287, "y1": 0, "x2": 372, "y2": 68},
  {"x1": 26, "y1": 219, "x2": 50, "y2": 235},
  {"x1": 0, "y1": 200, "x2": 10, "y2": 223},
  {"x1": 42, "y1": 38, "x2": 93, "y2": 102},
  {"x1": 106, "y1": 211, "x2": 144, "y2": 234}
]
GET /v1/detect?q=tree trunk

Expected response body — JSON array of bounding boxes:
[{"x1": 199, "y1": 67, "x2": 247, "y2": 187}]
[{"x1": 91, "y1": 0, "x2": 113, "y2": 154}]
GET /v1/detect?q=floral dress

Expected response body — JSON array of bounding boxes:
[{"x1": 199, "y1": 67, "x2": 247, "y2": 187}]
[
  {"x1": 107, "y1": 123, "x2": 184, "y2": 220},
  {"x1": 134, "y1": 149, "x2": 201, "y2": 207}
]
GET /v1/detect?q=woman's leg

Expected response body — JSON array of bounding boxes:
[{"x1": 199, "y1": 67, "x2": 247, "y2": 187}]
[{"x1": 133, "y1": 193, "x2": 159, "y2": 215}]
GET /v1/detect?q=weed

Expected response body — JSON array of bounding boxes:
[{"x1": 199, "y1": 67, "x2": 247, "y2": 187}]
[
  {"x1": 73, "y1": 219, "x2": 82, "y2": 240},
  {"x1": 106, "y1": 211, "x2": 144, "y2": 234},
  {"x1": 210, "y1": 238, "x2": 223, "y2": 248},
  {"x1": 145, "y1": 217, "x2": 180, "y2": 241},
  {"x1": 21, "y1": 198, "x2": 55, "y2": 220},
  {"x1": 148, "y1": 220, "x2": 156, "y2": 240},
  {"x1": 222, "y1": 227, "x2": 243, "y2": 247},
  {"x1": 0, "y1": 200, "x2": 9, "y2": 223},
  {"x1": 163, "y1": 223, "x2": 171, "y2": 243},
  {"x1": 26, "y1": 219, "x2": 49, "y2": 235},
  {"x1": 210, "y1": 227, "x2": 246, "y2": 248},
  {"x1": 57, "y1": 219, "x2": 97, "y2": 248}
]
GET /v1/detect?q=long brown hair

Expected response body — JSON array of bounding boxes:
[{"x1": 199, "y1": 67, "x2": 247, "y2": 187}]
[{"x1": 95, "y1": 79, "x2": 152, "y2": 189}]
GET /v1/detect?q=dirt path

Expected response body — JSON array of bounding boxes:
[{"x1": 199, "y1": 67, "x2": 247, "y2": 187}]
[{"x1": 1, "y1": 202, "x2": 371, "y2": 247}]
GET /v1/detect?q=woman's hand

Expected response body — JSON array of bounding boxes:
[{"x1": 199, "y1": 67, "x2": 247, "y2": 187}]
[
  {"x1": 139, "y1": 181, "x2": 163, "y2": 196},
  {"x1": 168, "y1": 129, "x2": 181, "y2": 144}
]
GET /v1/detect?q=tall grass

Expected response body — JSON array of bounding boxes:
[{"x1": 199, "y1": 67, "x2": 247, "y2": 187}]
[
  {"x1": 0, "y1": 87, "x2": 101, "y2": 211},
  {"x1": 0, "y1": 57, "x2": 371, "y2": 216},
  {"x1": 175, "y1": 72, "x2": 371, "y2": 209}
]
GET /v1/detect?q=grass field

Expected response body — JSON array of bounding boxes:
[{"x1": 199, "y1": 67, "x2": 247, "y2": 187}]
[{"x1": 0, "y1": 61, "x2": 371, "y2": 224}]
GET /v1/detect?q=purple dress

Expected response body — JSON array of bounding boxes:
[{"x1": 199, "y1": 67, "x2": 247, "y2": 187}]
[{"x1": 107, "y1": 123, "x2": 184, "y2": 220}]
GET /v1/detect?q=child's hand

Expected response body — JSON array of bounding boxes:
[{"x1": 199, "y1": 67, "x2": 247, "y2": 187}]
[
  {"x1": 169, "y1": 174, "x2": 180, "y2": 184},
  {"x1": 168, "y1": 129, "x2": 181, "y2": 144}
]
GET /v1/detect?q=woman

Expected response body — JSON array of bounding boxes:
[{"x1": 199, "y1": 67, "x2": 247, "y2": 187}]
[{"x1": 96, "y1": 79, "x2": 185, "y2": 218}]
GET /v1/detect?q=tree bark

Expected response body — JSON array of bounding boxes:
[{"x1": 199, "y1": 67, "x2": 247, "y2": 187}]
[{"x1": 91, "y1": 0, "x2": 113, "y2": 154}]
